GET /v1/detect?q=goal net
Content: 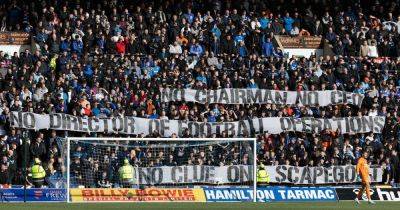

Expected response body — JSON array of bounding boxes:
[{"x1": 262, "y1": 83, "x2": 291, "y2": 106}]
[{"x1": 66, "y1": 137, "x2": 257, "y2": 202}]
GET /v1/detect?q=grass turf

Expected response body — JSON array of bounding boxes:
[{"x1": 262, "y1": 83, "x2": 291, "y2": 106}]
[{"x1": 0, "y1": 202, "x2": 399, "y2": 210}]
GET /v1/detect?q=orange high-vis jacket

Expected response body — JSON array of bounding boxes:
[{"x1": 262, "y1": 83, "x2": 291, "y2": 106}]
[{"x1": 356, "y1": 157, "x2": 370, "y2": 182}]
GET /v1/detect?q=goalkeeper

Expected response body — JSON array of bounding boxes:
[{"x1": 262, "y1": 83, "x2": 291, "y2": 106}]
[
  {"x1": 118, "y1": 159, "x2": 135, "y2": 188},
  {"x1": 354, "y1": 151, "x2": 375, "y2": 204}
]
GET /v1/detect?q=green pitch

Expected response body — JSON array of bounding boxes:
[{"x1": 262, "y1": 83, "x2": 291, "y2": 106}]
[{"x1": 0, "y1": 202, "x2": 399, "y2": 210}]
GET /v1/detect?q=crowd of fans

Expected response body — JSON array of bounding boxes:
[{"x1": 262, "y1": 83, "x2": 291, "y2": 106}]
[{"x1": 0, "y1": 0, "x2": 400, "y2": 187}]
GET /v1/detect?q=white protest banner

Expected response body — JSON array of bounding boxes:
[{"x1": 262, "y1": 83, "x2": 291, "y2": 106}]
[
  {"x1": 160, "y1": 88, "x2": 365, "y2": 107},
  {"x1": 136, "y1": 165, "x2": 250, "y2": 185},
  {"x1": 10, "y1": 112, "x2": 385, "y2": 137},
  {"x1": 135, "y1": 165, "x2": 382, "y2": 185},
  {"x1": 268, "y1": 165, "x2": 383, "y2": 184}
]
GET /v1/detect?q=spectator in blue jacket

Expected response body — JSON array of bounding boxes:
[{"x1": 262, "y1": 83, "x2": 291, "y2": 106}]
[
  {"x1": 234, "y1": 30, "x2": 246, "y2": 46},
  {"x1": 97, "y1": 35, "x2": 107, "y2": 53},
  {"x1": 238, "y1": 41, "x2": 248, "y2": 57},
  {"x1": 259, "y1": 12, "x2": 270, "y2": 29},
  {"x1": 262, "y1": 38, "x2": 274, "y2": 57},
  {"x1": 148, "y1": 110, "x2": 159, "y2": 119},
  {"x1": 325, "y1": 27, "x2": 337, "y2": 43},
  {"x1": 283, "y1": 13, "x2": 294, "y2": 33},
  {"x1": 35, "y1": 28, "x2": 48, "y2": 45},
  {"x1": 248, "y1": 79, "x2": 258, "y2": 88},
  {"x1": 189, "y1": 40, "x2": 203, "y2": 56},
  {"x1": 184, "y1": 8, "x2": 195, "y2": 24},
  {"x1": 71, "y1": 35, "x2": 83, "y2": 55},
  {"x1": 83, "y1": 64, "x2": 93, "y2": 78},
  {"x1": 211, "y1": 24, "x2": 221, "y2": 39},
  {"x1": 59, "y1": 37, "x2": 70, "y2": 52}
]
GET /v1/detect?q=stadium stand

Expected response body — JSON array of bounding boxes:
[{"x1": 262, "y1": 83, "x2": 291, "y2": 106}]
[{"x1": 0, "y1": 0, "x2": 399, "y2": 189}]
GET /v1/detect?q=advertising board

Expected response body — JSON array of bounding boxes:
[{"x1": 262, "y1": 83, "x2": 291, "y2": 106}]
[
  {"x1": 0, "y1": 188, "x2": 66, "y2": 202},
  {"x1": 70, "y1": 188, "x2": 206, "y2": 202},
  {"x1": 204, "y1": 187, "x2": 338, "y2": 202}
]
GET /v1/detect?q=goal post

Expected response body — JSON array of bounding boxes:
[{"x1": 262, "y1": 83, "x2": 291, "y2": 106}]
[{"x1": 66, "y1": 137, "x2": 257, "y2": 203}]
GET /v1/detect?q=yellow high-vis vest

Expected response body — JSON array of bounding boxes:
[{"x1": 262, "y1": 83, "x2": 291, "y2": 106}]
[
  {"x1": 31, "y1": 164, "x2": 46, "y2": 179},
  {"x1": 257, "y1": 169, "x2": 270, "y2": 183},
  {"x1": 119, "y1": 165, "x2": 134, "y2": 180}
]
